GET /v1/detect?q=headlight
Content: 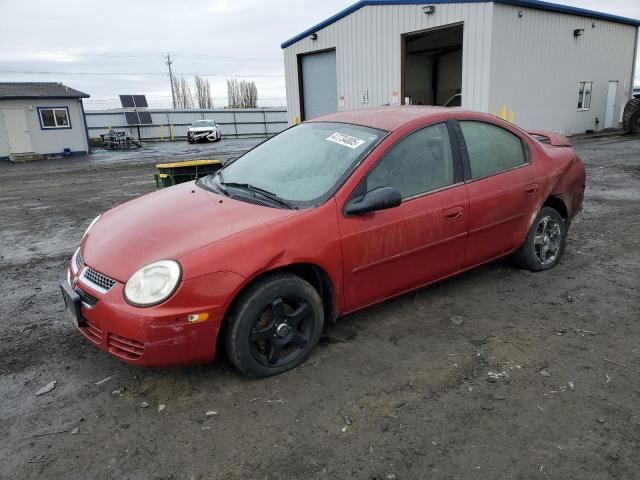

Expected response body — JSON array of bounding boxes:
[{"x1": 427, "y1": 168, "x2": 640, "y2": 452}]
[
  {"x1": 70, "y1": 247, "x2": 81, "y2": 275},
  {"x1": 124, "y1": 260, "x2": 182, "y2": 307},
  {"x1": 83, "y1": 215, "x2": 101, "y2": 239}
]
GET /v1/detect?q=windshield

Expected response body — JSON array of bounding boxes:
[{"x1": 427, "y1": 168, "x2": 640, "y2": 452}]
[
  {"x1": 192, "y1": 120, "x2": 215, "y2": 128},
  {"x1": 207, "y1": 122, "x2": 385, "y2": 207}
]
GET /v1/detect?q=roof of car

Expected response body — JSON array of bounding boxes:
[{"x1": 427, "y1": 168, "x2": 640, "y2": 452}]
[
  {"x1": 0, "y1": 82, "x2": 90, "y2": 99},
  {"x1": 307, "y1": 106, "x2": 461, "y2": 131}
]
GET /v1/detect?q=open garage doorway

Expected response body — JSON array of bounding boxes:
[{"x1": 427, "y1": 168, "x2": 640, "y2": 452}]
[{"x1": 401, "y1": 23, "x2": 463, "y2": 107}]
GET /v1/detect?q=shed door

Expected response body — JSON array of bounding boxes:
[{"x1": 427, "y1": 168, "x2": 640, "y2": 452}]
[
  {"x1": 2, "y1": 109, "x2": 33, "y2": 153},
  {"x1": 300, "y1": 50, "x2": 337, "y2": 120},
  {"x1": 604, "y1": 81, "x2": 618, "y2": 129}
]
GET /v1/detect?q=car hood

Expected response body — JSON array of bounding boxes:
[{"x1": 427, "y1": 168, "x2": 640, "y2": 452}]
[
  {"x1": 189, "y1": 126, "x2": 216, "y2": 132},
  {"x1": 81, "y1": 181, "x2": 295, "y2": 282}
]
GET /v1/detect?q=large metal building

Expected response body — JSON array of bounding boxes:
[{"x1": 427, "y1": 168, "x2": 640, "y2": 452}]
[{"x1": 282, "y1": 0, "x2": 639, "y2": 135}]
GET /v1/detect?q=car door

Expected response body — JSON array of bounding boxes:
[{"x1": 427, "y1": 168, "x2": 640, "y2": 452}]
[
  {"x1": 456, "y1": 120, "x2": 546, "y2": 267},
  {"x1": 338, "y1": 122, "x2": 469, "y2": 311}
]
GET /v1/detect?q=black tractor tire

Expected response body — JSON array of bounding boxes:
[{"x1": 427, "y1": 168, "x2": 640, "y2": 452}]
[
  {"x1": 622, "y1": 98, "x2": 640, "y2": 134},
  {"x1": 512, "y1": 207, "x2": 567, "y2": 272},
  {"x1": 226, "y1": 274, "x2": 324, "y2": 377}
]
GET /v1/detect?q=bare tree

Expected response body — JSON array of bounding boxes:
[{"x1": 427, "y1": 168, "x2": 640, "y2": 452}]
[
  {"x1": 227, "y1": 79, "x2": 240, "y2": 108},
  {"x1": 172, "y1": 76, "x2": 194, "y2": 109},
  {"x1": 194, "y1": 75, "x2": 213, "y2": 109},
  {"x1": 227, "y1": 79, "x2": 258, "y2": 108}
]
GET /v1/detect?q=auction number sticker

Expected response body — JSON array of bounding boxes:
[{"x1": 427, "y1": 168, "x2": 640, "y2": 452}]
[{"x1": 326, "y1": 132, "x2": 366, "y2": 149}]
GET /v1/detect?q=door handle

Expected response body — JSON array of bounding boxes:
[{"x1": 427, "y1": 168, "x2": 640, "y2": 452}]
[
  {"x1": 444, "y1": 206, "x2": 463, "y2": 220},
  {"x1": 525, "y1": 183, "x2": 539, "y2": 194}
]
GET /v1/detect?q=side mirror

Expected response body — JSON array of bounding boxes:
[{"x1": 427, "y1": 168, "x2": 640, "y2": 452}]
[{"x1": 344, "y1": 187, "x2": 402, "y2": 216}]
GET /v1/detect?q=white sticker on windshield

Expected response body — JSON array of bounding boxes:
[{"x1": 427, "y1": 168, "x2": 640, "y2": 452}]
[{"x1": 326, "y1": 132, "x2": 366, "y2": 149}]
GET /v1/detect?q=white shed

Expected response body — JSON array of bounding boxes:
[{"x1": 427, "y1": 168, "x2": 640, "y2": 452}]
[
  {"x1": 281, "y1": 0, "x2": 639, "y2": 135},
  {"x1": 0, "y1": 83, "x2": 90, "y2": 161}
]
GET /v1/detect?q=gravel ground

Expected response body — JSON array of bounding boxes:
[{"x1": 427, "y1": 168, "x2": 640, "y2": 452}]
[{"x1": 0, "y1": 134, "x2": 638, "y2": 479}]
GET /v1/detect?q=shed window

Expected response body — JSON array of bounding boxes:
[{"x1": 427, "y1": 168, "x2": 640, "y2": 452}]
[
  {"x1": 39, "y1": 107, "x2": 70, "y2": 128},
  {"x1": 577, "y1": 81, "x2": 592, "y2": 110}
]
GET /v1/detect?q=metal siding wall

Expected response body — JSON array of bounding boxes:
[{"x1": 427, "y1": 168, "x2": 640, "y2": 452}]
[
  {"x1": 85, "y1": 109, "x2": 288, "y2": 140},
  {"x1": 489, "y1": 4, "x2": 638, "y2": 135},
  {"x1": 282, "y1": 3, "x2": 495, "y2": 125}
]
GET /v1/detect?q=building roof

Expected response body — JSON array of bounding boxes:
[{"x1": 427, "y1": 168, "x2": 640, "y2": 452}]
[
  {"x1": 0, "y1": 82, "x2": 90, "y2": 99},
  {"x1": 281, "y1": 0, "x2": 640, "y2": 48},
  {"x1": 307, "y1": 105, "x2": 459, "y2": 131}
]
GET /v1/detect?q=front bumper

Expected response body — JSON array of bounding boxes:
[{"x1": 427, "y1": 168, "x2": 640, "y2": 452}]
[
  {"x1": 65, "y1": 260, "x2": 244, "y2": 367},
  {"x1": 187, "y1": 130, "x2": 220, "y2": 142}
]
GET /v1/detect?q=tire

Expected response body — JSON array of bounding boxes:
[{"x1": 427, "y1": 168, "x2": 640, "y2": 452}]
[
  {"x1": 513, "y1": 207, "x2": 567, "y2": 271},
  {"x1": 622, "y1": 98, "x2": 640, "y2": 134},
  {"x1": 225, "y1": 274, "x2": 324, "y2": 377}
]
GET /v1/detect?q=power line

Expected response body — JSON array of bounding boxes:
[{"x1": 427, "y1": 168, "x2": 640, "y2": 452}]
[
  {"x1": 0, "y1": 47, "x2": 283, "y2": 63},
  {"x1": 0, "y1": 70, "x2": 284, "y2": 78}
]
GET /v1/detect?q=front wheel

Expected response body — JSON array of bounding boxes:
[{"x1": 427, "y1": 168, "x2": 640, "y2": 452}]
[
  {"x1": 225, "y1": 274, "x2": 324, "y2": 377},
  {"x1": 513, "y1": 206, "x2": 567, "y2": 271}
]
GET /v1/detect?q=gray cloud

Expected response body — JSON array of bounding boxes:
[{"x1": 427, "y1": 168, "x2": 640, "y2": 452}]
[{"x1": 0, "y1": 0, "x2": 637, "y2": 109}]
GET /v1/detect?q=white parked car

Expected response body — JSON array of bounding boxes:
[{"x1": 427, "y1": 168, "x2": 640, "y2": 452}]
[{"x1": 187, "y1": 120, "x2": 222, "y2": 143}]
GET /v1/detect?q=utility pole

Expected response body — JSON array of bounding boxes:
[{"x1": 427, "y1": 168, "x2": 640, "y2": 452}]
[{"x1": 165, "y1": 53, "x2": 176, "y2": 109}]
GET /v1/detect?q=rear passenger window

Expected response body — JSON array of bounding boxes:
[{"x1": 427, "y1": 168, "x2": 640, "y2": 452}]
[
  {"x1": 459, "y1": 121, "x2": 526, "y2": 179},
  {"x1": 367, "y1": 123, "x2": 455, "y2": 199}
]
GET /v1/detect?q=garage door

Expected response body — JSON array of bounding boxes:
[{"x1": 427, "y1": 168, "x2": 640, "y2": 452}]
[{"x1": 301, "y1": 50, "x2": 337, "y2": 120}]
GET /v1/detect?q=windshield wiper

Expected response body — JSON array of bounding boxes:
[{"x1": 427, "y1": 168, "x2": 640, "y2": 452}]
[{"x1": 219, "y1": 180, "x2": 295, "y2": 209}]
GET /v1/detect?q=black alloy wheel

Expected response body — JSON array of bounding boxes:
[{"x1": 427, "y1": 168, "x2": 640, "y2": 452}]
[
  {"x1": 226, "y1": 274, "x2": 324, "y2": 377},
  {"x1": 249, "y1": 297, "x2": 312, "y2": 367}
]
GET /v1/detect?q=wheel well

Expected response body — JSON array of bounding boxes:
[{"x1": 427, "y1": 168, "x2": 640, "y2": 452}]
[
  {"x1": 224, "y1": 263, "x2": 337, "y2": 332},
  {"x1": 543, "y1": 196, "x2": 568, "y2": 219}
]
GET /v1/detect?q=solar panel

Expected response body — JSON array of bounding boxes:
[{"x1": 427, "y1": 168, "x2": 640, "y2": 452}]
[
  {"x1": 124, "y1": 111, "x2": 140, "y2": 125},
  {"x1": 137, "y1": 111, "x2": 152, "y2": 124},
  {"x1": 119, "y1": 95, "x2": 135, "y2": 108},
  {"x1": 133, "y1": 95, "x2": 148, "y2": 108}
]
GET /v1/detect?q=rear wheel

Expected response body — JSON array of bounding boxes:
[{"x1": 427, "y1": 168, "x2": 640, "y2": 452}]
[
  {"x1": 225, "y1": 274, "x2": 324, "y2": 377},
  {"x1": 513, "y1": 207, "x2": 567, "y2": 271}
]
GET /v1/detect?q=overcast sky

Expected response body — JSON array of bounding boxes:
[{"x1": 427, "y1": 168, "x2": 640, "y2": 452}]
[{"x1": 0, "y1": 0, "x2": 638, "y2": 110}]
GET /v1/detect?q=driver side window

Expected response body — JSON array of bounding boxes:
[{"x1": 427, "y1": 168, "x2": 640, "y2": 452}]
[{"x1": 366, "y1": 123, "x2": 455, "y2": 199}]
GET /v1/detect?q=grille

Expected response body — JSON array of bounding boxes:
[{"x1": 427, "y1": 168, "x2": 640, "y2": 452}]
[
  {"x1": 108, "y1": 333, "x2": 145, "y2": 360},
  {"x1": 84, "y1": 267, "x2": 116, "y2": 291},
  {"x1": 75, "y1": 287, "x2": 98, "y2": 308},
  {"x1": 83, "y1": 320, "x2": 103, "y2": 343}
]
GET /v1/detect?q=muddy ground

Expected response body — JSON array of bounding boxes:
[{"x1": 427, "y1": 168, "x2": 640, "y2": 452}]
[{"x1": 1, "y1": 134, "x2": 639, "y2": 480}]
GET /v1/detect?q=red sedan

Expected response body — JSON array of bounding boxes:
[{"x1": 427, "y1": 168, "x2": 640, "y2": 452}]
[{"x1": 61, "y1": 107, "x2": 586, "y2": 377}]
